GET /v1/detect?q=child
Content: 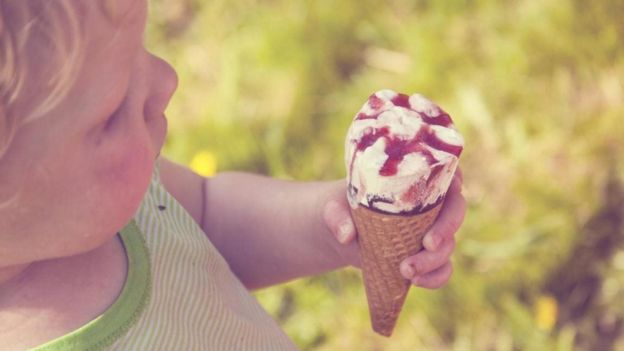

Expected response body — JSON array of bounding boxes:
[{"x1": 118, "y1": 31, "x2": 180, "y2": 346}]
[{"x1": 0, "y1": 1, "x2": 465, "y2": 350}]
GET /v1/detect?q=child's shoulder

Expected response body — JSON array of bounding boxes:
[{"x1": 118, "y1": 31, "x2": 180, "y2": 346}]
[
  {"x1": 158, "y1": 158, "x2": 205, "y2": 227},
  {"x1": 0, "y1": 236, "x2": 127, "y2": 350}
]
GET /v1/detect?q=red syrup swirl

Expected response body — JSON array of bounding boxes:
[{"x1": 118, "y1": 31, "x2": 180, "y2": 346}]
[
  {"x1": 350, "y1": 124, "x2": 462, "y2": 178},
  {"x1": 348, "y1": 127, "x2": 390, "y2": 178},
  {"x1": 419, "y1": 111, "x2": 453, "y2": 127},
  {"x1": 356, "y1": 94, "x2": 386, "y2": 120},
  {"x1": 391, "y1": 92, "x2": 454, "y2": 128},
  {"x1": 356, "y1": 111, "x2": 380, "y2": 120},
  {"x1": 423, "y1": 128, "x2": 463, "y2": 157},
  {"x1": 369, "y1": 94, "x2": 385, "y2": 109},
  {"x1": 377, "y1": 126, "x2": 462, "y2": 177},
  {"x1": 356, "y1": 127, "x2": 389, "y2": 151},
  {"x1": 379, "y1": 137, "x2": 431, "y2": 176},
  {"x1": 348, "y1": 92, "x2": 462, "y2": 214},
  {"x1": 391, "y1": 93, "x2": 411, "y2": 109}
]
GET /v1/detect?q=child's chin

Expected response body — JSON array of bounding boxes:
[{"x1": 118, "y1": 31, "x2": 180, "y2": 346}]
[{"x1": 95, "y1": 168, "x2": 152, "y2": 236}]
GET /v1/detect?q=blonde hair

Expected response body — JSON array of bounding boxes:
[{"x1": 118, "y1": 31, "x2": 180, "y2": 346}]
[
  {"x1": 0, "y1": 0, "x2": 86, "y2": 158},
  {"x1": 0, "y1": 0, "x2": 124, "y2": 158},
  {"x1": 0, "y1": 0, "x2": 121, "y2": 209}
]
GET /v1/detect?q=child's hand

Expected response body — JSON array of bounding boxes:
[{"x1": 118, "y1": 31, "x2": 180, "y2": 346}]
[{"x1": 323, "y1": 169, "x2": 465, "y2": 289}]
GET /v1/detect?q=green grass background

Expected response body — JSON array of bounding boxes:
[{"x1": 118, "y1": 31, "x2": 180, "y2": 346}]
[{"x1": 146, "y1": 1, "x2": 624, "y2": 349}]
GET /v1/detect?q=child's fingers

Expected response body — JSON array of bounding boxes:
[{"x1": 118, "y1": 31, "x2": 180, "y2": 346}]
[
  {"x1": 422, "y1": 180, "x2": 466, "y2": 251},
  {"x1": 400, "y1": 237, "x2": 455, "y2": 279},
  {"x1": 410, "y1": 261, "x2": 453, "y2": 289},
  {"x1": 455, "y1": 166, "x2": 463, "y2": 185},
  {"x1": 323, "y1": 199, "x2": 356, "y2": 245}
]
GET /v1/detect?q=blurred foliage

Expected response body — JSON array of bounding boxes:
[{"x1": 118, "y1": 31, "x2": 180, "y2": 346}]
[{"x1": 146, "y1": 0, "x2": 624, "y2": 349}]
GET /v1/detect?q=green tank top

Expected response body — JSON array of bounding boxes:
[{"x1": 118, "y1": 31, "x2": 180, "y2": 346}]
[{"x1": 31, "y1": 163, "x2": 298, "y2": 350}]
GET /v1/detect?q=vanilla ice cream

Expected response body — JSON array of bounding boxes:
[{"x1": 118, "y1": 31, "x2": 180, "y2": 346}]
[{"x1": 345, "y1": 89, "x2": 463, "y2": 214}]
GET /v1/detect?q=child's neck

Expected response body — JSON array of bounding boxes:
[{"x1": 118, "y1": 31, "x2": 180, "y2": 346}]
[
  {"x1": 0, "y1": 236, "x2": 128, "y2": 349},
  {"x1": 0, "y1": 263, "x2": 31, "y2": 286}
]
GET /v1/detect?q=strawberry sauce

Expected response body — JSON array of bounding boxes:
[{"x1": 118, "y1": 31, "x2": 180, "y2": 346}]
[
  {"x1": 352, "y1": 92, "x2": 461, "y2": 177},
  {"x1": 346, "y1": 90, "x2": 463, "y2": 215}
]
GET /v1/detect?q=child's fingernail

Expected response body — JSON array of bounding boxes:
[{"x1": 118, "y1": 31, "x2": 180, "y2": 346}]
[
  {"x1": 401, "y1": 262, "x2": 415, "y2": 279},
  {"x1": 411, "y1": 275, "x2": 421, "y2": 286},
  {"x1": 337, "y1": 221, "x2": 354, "y2": 244},
  {"x1": 424, "y1": 232, "x2": 439, "y2": 250}
]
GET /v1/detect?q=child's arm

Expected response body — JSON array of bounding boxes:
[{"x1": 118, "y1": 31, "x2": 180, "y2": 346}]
[
  {"x1": 159, "y1": 157, "x2": 464, "y2": 290},
  {"x1": 202, "y1": 172, "x2": 360, "y2": 290},
  {"x1": 159, "y1": 157, "x2": 358, "y2": 289}
]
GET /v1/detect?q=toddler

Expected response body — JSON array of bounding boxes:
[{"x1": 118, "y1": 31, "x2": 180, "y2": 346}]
[{"x1": 0, "y1": 0, "x2": 465, "y2": 350}]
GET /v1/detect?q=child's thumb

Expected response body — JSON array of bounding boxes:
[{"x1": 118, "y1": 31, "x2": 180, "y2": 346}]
[{"x1": 323, "y1": 199, "x2": 357, "y2": 245}]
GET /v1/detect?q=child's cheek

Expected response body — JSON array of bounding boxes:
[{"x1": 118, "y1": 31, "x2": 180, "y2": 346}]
[{"x1": 94, "y1": 135, "x2": 154, "y2": 230}]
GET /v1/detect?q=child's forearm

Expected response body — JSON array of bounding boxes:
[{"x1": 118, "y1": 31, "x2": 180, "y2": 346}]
[{"x1": 203, "y1": 172, "x2": 353, "y2": 290}]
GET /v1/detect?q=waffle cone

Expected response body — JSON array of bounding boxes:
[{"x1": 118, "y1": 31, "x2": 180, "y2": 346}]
[{"x1": 351, "y1": 203, "x2": 443, "y2": 336}]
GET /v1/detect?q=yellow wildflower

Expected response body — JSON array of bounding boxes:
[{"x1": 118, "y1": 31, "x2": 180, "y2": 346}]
[
  {"x1": 534, "y1": 294, "x2": 558, "y2": 331},
  {"x1": 190, "y1": 150, "x2": 218, "y2": 177}
]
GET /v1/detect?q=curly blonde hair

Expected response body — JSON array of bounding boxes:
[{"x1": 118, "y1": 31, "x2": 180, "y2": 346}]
[
  {"x1": 0, "y1": 0, "x2": 87, "y2": 158},
  {"x1": 0, "y1": 0, "x2": 121, "y2": 210}
]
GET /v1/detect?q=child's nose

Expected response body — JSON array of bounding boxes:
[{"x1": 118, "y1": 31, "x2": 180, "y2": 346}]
[{"x1": 144, "y1": 54, "x2": 178, "y2": 120}]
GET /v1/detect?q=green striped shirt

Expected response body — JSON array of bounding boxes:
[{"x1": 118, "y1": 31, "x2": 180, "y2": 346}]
[{"x1": 33, "y1": 163, "x2": 298, "y2": 350}]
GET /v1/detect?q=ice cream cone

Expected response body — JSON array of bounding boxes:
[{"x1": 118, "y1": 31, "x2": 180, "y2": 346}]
[
  {"x1": 344, "y1": 90, "x2": 463, "y2": 336},
  {"x1": 351, "y1": 203, "x2": 443, "y2": 337}
]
